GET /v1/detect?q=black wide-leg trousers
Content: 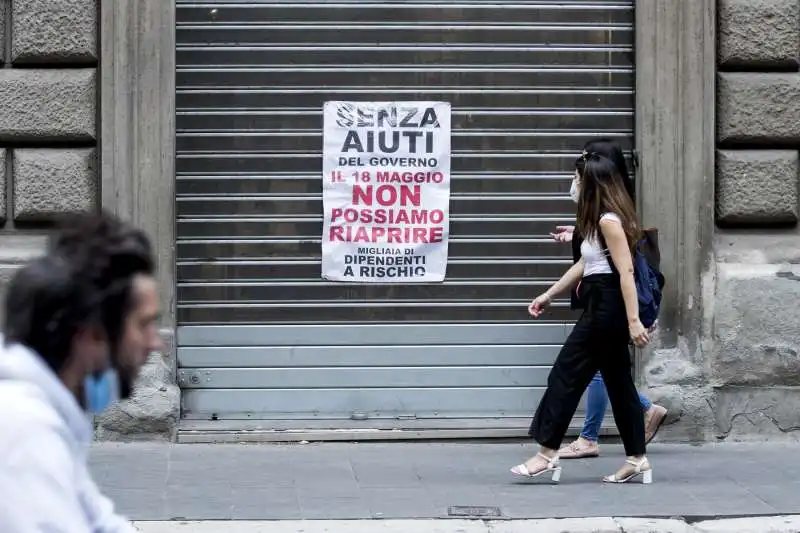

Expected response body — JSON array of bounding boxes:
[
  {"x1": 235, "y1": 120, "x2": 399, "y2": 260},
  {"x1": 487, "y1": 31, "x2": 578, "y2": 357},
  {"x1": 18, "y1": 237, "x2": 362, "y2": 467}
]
[{"x1": 528, "y1": 274, "x2": 646, "y2": 456}]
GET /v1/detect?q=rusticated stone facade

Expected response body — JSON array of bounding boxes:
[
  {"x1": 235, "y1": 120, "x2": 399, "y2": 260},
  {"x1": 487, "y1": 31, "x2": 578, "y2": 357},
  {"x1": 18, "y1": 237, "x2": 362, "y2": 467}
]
[
  {"x1": 0, "y1": 0, "x2": 179, "y2": 441},
  {"x1": 0, "y1": 0, "x2": 98, "y2": 307},
  {"x1": 713, "y1": 0, "x2": 800, "y2": 439},
  {"x1": 0, "y1": 0, "x2": 796, "y2": 443}
]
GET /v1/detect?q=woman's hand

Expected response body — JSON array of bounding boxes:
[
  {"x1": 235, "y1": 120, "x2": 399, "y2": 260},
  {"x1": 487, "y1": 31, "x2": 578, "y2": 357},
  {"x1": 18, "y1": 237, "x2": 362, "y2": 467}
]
[
  {"x1": 528, "y1": 294, "x2": 552, "y2": 318},
  {"x1": 629, "y1": 318, "x2": 650, "y2": 346},
  {"x1": 550, "y1": 225, "x2": 575, "y2": 243}
]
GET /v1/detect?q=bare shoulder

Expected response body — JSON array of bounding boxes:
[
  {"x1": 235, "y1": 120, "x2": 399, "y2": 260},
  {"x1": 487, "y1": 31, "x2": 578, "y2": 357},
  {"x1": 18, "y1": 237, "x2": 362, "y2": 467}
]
[
  {"x1": 599, "y1": 212, "x2": 622, "y2": 225},
  {"x1": 599, "y1": 213, "x2": 623, "y2": 235}
]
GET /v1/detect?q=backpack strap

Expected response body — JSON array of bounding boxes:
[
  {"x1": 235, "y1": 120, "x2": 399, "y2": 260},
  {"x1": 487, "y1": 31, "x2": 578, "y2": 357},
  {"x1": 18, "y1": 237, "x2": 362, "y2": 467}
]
[{"x1": 639, "y1": 228, "x2": 661, "y2": 271}]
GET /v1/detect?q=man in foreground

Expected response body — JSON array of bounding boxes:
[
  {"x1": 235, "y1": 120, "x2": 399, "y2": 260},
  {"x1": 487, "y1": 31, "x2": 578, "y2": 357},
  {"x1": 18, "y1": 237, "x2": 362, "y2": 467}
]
[{"x1": 0, "y1": 212, "x2": 162, "y2": 532}]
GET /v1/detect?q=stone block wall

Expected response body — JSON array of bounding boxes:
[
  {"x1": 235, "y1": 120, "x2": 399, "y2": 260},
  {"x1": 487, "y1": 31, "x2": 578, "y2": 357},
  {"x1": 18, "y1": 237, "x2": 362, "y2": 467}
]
[
  {"x1": 713, "y1": 0, "x2": 800, "y2": 439},
  {"x1": 0, "y1": 0, "x2": 97, "y2": 306}
]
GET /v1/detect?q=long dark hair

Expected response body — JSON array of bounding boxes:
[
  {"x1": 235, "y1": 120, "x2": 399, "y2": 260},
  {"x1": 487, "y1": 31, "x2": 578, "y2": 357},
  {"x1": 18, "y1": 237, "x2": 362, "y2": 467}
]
[
  {"x1": 575, "y1": 153, "x2": 641, "y2": 251},
  {"x1": 576, "y1": 138, "x2": 634, "y2": 202}
]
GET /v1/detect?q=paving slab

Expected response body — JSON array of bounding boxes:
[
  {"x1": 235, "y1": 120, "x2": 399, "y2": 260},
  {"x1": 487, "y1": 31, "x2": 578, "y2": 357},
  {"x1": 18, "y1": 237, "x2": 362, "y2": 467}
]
[
  {"x1": 133, "y1": 520, "x2": 489, "y2": 533},
  {"x1": 131, "y1": 517, "x2": 800, "y2": 533},
  {"x1": 91, "y1": 441, "x2": 800, "y2": 522},
  {"x1": 692, "y1": 515, "x2": 800, "y2": 533},
  {"x1": 616, "y1": 518, "x2": 697, "y2": 533}
]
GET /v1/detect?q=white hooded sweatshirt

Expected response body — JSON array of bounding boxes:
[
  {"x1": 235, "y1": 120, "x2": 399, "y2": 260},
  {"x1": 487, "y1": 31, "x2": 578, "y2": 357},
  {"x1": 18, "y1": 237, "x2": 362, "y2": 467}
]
[{"x1": 0, "y1": 337, "x2": 136, "y2": 533}]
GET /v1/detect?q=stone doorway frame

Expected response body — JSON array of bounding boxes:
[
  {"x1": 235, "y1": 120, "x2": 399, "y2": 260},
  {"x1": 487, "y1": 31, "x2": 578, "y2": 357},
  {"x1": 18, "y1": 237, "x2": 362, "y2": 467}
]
[
  {"x1": 634, "y1": 0, "x2": 716, "y2": 372},
  {"x1": 98, "y1": 0, "x2": 716, "y2": 439}
]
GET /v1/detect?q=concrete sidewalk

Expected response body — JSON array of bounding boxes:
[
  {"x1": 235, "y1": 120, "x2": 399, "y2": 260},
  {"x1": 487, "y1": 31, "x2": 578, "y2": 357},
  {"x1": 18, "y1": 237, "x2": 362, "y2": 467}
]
[
  {"x1": 90, "y1": 441, "x2": 800, "y2": 522},
  {"x1": 132, "y1": 516, "x2": 800, "y2": 533}
]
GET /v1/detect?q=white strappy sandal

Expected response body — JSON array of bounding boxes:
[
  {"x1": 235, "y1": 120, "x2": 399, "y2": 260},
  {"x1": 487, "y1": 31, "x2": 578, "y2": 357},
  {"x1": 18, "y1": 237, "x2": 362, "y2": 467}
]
[
  {"x1": 602, "y1": 457, "x2": 652, "y2": 484},
  {"x1": 510, "y1": 453, "x2": 562, "y2": 483}
]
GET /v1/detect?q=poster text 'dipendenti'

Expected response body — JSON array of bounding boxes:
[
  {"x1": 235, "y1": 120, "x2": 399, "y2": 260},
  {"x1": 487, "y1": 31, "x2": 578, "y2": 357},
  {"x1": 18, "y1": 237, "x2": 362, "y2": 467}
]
[{"x1": 321, "y1": 101, "x2": 452, "y2": 283}]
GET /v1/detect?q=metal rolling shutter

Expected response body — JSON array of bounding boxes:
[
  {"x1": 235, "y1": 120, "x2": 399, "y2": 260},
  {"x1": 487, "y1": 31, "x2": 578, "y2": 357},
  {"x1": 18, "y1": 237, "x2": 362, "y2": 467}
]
[{"x1": 175, "y1": 0, "x2": 635, "y2": 432}]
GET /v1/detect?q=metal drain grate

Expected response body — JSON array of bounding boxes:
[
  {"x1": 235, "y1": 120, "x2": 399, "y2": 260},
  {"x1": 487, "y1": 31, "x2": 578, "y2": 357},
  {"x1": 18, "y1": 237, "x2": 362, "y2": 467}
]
[{"x1": 448, "y1": 506, "x2": 502, "y2": 518}]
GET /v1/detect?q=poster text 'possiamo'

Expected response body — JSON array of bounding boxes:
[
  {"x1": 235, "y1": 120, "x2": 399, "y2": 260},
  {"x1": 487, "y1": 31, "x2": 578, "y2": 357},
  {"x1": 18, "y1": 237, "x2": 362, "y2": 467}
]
[{"x1": 329, "y1": 184, "x2": 444, "y2": 244}]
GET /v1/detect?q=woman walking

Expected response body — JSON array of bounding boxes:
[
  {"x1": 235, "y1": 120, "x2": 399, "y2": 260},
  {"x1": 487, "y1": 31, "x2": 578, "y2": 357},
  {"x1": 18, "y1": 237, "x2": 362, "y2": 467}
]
[
  {"x1": 551, "y1": 139, "x2": 667, "y2": 459},
  {"x1": 510, "y1": 152, "x2": 652, "y2": 484}
]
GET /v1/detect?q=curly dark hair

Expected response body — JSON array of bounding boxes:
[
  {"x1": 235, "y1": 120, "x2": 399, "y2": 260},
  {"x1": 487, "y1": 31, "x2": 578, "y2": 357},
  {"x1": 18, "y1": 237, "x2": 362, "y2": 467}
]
[{"x1": 4, "y1": 211, "x2": 155, "y2": 380}]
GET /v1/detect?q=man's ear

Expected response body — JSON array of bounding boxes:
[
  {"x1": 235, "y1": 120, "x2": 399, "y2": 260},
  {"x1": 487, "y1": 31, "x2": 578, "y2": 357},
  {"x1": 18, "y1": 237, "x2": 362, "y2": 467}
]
[
  {"x1": 71, "y1": 324, "x2": 109, "y2": 371},
  {"x1": 74, "y1": 323, "x2": 107, "y2": 344}
]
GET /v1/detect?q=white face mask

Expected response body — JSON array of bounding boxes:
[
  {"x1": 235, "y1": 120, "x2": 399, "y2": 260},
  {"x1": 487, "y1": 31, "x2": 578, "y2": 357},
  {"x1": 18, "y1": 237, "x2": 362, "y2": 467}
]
[{"x1": 569, "y1": 178, "x2": 580, "y2": 204}]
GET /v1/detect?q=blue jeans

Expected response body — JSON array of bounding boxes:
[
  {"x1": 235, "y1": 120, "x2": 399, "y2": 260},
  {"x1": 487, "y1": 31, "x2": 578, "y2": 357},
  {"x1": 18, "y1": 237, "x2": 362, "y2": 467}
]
[{"x1": 580, "y1": 372, "x2": 651, "y2": 441}]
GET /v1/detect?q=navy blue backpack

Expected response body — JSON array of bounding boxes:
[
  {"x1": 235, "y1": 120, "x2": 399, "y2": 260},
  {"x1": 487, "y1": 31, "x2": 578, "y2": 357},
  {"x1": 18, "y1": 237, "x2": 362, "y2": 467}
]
[{"x1": 600, "y1": 228, "x2": 665, "y2": 329}]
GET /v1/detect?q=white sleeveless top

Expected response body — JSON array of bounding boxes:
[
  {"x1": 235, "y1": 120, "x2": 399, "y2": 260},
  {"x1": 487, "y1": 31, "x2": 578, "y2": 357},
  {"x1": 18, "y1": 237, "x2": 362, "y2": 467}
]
[{"x1": 580, "y1": 213, "x2": 621, "y2": 277}]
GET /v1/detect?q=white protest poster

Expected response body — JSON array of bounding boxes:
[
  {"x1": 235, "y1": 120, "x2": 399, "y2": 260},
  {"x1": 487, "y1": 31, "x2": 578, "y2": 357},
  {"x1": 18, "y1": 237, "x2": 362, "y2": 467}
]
[{"x1": 321, "y1": 101, "x2": 452, "y2": 283}]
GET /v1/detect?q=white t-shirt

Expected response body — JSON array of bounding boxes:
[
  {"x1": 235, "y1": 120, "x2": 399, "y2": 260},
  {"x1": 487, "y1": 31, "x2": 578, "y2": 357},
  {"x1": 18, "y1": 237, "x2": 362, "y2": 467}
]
[{"x1": 581, "y1": 213, "x2": 621, "y2": 277}]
